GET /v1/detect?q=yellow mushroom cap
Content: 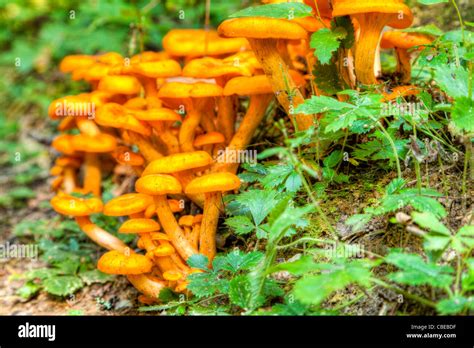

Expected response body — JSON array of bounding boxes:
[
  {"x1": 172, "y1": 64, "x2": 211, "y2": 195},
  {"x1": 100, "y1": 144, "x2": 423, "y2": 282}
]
[
  {"x1": 133, "y1": 108, "x2": 182, "y2": 122},
  {"x1": 95, "y1": 103, "x2": 152, "y2": 136},
  {"x1": 97, "y1": 250, "x2": 153, "y2": 275},
  {"x1": 59, "y1": 55, "x2": 96, "y2": 73},
  {"x1": 52, "y1": 135, "x2": 77, "y2": 156},
  {"x1": 131, "y1": 59, "x2": 182, "y2": 78},
  {"x1": 150, "y1": 232, "x2": 170, "y2": 241},
  {"x1": 158, "y1": 81, "x2": 223, "y2": 99},
  {"x1": 332, "y1": 0, "x2": 413, "y2": 29},
  {"x1": 130, "y1": 51, "x2": 170, "y2": 64},
  {"x1": 183, "y1": 56, "x2": 254, "y2": 79},
  {"x1": 224, "y1": 75, "x2": 273, "y2": 96},
  {"x1": 381, "y1": 31, "x2": 433, "y2": 50},
  {"x1": 153, "y1": 243, "x2": 175, "y2": 257},
  {"x1": 193, "y1": 132, "x2": 226, "y2": 147},
  {"x1": 119, "y1": 218, "x2": 161, "y2": 233},
  {"x1": 98, "y1": 75, "x2": 142, "y2": 95},
  {"x1": 163, "y1": 29, "x2": 249, "y2": 57},
  {"x1": 185, "y1": 172, "x2": 241, "y2": 194},
  {"x1": 112, "y1": 146, "x2": 145, "y2": 166},
  {"x1": 50, "y1": 194, "x2": 103, "y2": 216},
  {"x1": 103, "y1": 193, "x2": 154, "y2": 216},
  {"x1": 71, "y1": 133, "x2": 117, "y2": 153},
  {"x1": 178, "y1": 215, "x2": 195, "y2": 227},
  {"x1": 142, "y1": 151, "x2": 213, "y2": 176},
  {"x1": 163, "y1": 270, "x2": 183, "y2": 281},
  {"x1": 135, "y1": 174, "x2": 183, "y2": 195},
  {"x1": 218, "y1": 17, "x2": 308, "y2": 40}
]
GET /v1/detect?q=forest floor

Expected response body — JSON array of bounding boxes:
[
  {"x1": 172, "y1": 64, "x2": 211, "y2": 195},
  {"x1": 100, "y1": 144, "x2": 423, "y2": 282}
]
[{"x1": 1, "y1": 114, "x2": 470, "y2": 315}]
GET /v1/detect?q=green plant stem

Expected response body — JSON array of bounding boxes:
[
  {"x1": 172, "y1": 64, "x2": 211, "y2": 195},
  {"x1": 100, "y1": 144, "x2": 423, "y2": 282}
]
[{"x1": 373, "y1": 119, "x2": 402, "y2": 178}]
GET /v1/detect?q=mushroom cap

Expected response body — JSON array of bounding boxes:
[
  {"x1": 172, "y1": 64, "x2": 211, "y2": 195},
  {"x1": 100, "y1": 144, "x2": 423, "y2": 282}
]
[
  {"x1": 98, "y1": 75, "x2": 142, "y2": 95},
  {"x1": 72, "y1": 62, "x2": 110, "y2": 81},
  {"x1": 224, "y1": 74, "x2": 273, "y2": 96},
  {"x1": 133, "y1": 108, "x2": 182, "y2": 122},
  {"x1": 51, "y1": 194, "x2": 103, "y2": 216},
  {"x1": 71, "y1": 133, "x2": 117, "y2": 153},
  {"x1": 382, "y1": 85, "x2": 420, "y2": 101},
  {"x1": 97, "y1": 52, "x2": 124, "y2": 66},
  {"x1": 130, "y1": 51, "x2": 170, "y2": 64},
  {"x1": 52, "y1": 134, "x2": 77, "y2": 156},
  {"x1": 119, "y1": 218, "x2": 161, "y2": 233},
  {"x1": 158, "y1": 81, "x2": 223, "y2": 99},
  {"x1": 381, "y1": 31, "x2": 433, "y2": 50},
  {"x1": 150, "y1": 232, "x2": 170, "y2": 241},
  {"x1": 123, "y1": 97, "x2": 149, "y2": 110},
  {"x1": 131, "y1": 60, "x2": 182, "y2": 78},
  {"x1": 142, "y1": 151, "x2": 213, "y2": 176},
  {"x1": 135, "y1": 174, "x2": 183, "y2": 195},
  {"x1": 55, "y1": 156, "x2": 82, "y2": 168},
  {"x1": 193, "y1": 132, "x2": 226, "y2": 147},
  {"x1": 112, "y1": 146, "x2": 145, "y2": 166},
  {"x1": 163, "y1": 270, "x2": 183, "y2": 281},
  {"x1": 183, "y1": 56, "x2": 255, "y2": 79},
  {"x1": 153, "y1": 243, "x2": 175, "y2": 256},
  {"x1": 303, "y1": 0, "x2": 333, "y2": 18},
  {"x1": 332, "y1": 0, "x2": 413, "y2": 29},
  {"x1": 103, "y1": 193, "x2": 154, "y2": 216},
  {"x1": 48, "y1": 94, "x2": 92, "y2": 119},
  {"x1": 218, "y1": 17, "x2": 308, "y2": 40},
  {"x1": 185, "y1": 172, "x2": 241, "y2": 194},
  {"x1": 178, "y1": 215, "x2": 195, "y2": 227},
  {"x1": 193, "y1": 214, "x2": 203, "y2": 224},
  {"x1": 59, "y1": 55, "x2": 96, "y2": 73},
  {"x1": 96, "y1": 103, "x2": 152, "y2": 136},
  {"x1": 168, "y1": 199, "x2": 184, "y2": 213},
  {"x1": 97, "y1": 250, "x2": 153, "y2": 275},
  {"x1": 293, "y1": 16, "x2": 330, "y2": 33},
  {"x1": 163, "y1": 29, "x2": 249, "y2": 57}
]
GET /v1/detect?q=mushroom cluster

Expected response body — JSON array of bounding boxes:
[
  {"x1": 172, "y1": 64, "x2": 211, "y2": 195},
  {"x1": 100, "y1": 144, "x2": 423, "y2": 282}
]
[{"x1": 48, "y1": 0, "x2": 424, "y2": 300}]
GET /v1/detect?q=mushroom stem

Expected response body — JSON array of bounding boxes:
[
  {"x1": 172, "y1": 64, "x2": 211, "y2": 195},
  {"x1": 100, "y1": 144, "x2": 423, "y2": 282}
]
[
  {"x1": 216, "y1": 96, "x2": 235, "y2": 144},
  {"x1": 395, "y1": 47, "x2": 412, "y2": 83},
  {"x1": 75, "y1": 216, "x2": 128, "y2": 252},
  {"x1": 214, "y1": 93, "x2": 273, "y2": 174},
  {"x1": 62, "y1": 167, "x2": 76, "y2": 193},
  {"x1": 179, "y1": 104, "x2": 202, "y2": 152},
  {"x1": 199, "y1": 192, "x2": 222, "y2": 261},
  {"x1": 248, "y1": 38, "x2": 314, "y2": 131},
  {"x1": 128, "y1": 131, "x2": 163, "y2": 162},
  {"x1": 353, "y1": 13, "x2": 390, "y2": 85},
  {"x1": 127, "y1": 274, "x2": 167, "y2": 298},
  {"x1": 83, "y1": 153, "x2": 101, "y2": 196},
  {"x1": 190, "y1": 222, "x2": 200, "y2": 249},
  {"x1": 140, "y1": 233, "x2": 178, "y2": 273},
  {"x1": 153, "y1": 195, "x2": 198, "y2": 261}
]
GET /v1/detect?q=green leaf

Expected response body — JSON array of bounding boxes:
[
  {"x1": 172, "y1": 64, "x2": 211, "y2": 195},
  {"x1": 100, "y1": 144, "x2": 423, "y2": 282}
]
[
  {"x1": 412, "y1": 211, "x2": 450, "y2": 235},
  {"x1": 323, "y1": 150, "x2": 343, "y2": 168},
  {"x1": 436, "y1": 296, "x2": 472, "y2": 314},
  {"x1": 434, "y1": 66, "x2": 469, "y2": 99},
  {"x1": 225, "y1": 215, "x2": 254, "y2": 235},
  {"x1": 452, "y1": 225, "x2": 474, "y2": 253},
  {"x1": 310, "y1": 27, "x2": 347, "y2": 65},
  {"x1": 451, "y1": 97, "x2": 474, "y2": 133},
  {"x1": 229, "y1": 3, "x2": 312, "y2": 19},
  {"x1": 220, "y1": 251, "x2": 263, "y2": 273},
  {"x1": 417, "y1": 0, "x2": 448, "y2": 4},
  {"x1": 345, "y1": 213, "x2": 372, "y2": 232},
  {"x1": 187, "y1": 272, "x2": 226, "y2": 298},
  {"x1": 16, "y1": 282, "x2": 41, "y2": 300},
  {"x1": 293, "y1": 260, "x2": 373, "y2": 305},
  {"x1": 312, "y1": 58, "x2": 345, "y2": 95},
  {"x1": 43, "y1": 275, "x2": 84, "y2": 296},
  {"x1": 295, "y1": 95, "x2": 353, "y2": 115},
  {"x1": 271, "y1": 255, "x2": 316, "y2": 275},
  {"x1": 187, "y1": 254, "x2": 209, "y2": 270},
  {"x1": 403, "y1": 24, "x2": 443, "y2": 37},
  {"x1": 385, "y1": 251, "x2": 454, "y2": 288},
  {"x1": 229, "y1": 275, "x2": 253, "y2": 309},
  {"x1": 386, "y1": 178, "x2": 406, "y2": 195},
  {"x1": 79, "y1": 270, "x2": 114, "y2": 285},
  {"x1": 235, "y1": 189, "x2": 280, "y2": 226}
]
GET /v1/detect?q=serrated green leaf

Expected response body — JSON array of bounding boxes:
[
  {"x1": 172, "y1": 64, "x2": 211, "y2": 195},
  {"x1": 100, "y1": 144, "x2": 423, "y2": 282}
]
[
  {"x1": 412, "y1": 211, "x2": 450, "y2": 235},
  {"x1": 434, "y1": 66, "x2": 469, "y2": 99},
  {"x1": 295, "y1": 95, "x2": 353, "y2": 115},
  {"x1": 436, "y1": 296, "x2": 473, "y2": 314},
  {"x1": 79, "y1": 269, "x2": 114, "y2": 285},
  {"x1": 451, "y1": 97, "x2": 474, "y2": 133},
  {"x1": 385, "y1": 251, "x2": 453, "y2": 288},
  {"x1": 187, "y1": 254, "x2": 209, "y2": 270},
  {"x1": 310, "y1": 27, "x2": 346, "y2": 65},
  {"x1": 43, "y1": 275, "x2": 84, "y2": 296},
  {"x1": 225, "y1": 215, "x2": 254, "y2": 235},
  {"x1": 418, "y1": 0, "x2": 448, "y2": 4}
]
